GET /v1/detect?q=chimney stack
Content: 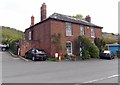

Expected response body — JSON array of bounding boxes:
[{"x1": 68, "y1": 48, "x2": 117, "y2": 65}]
[
  {"x1": 41, "y1": 3, "x2": 47, "y2": 21},
  {"x1": 85, "y1": 15, "x2": 91, "y2": 22},
  {"x1": 31, "y1": 15, "x2": 34, "y2": 26}
]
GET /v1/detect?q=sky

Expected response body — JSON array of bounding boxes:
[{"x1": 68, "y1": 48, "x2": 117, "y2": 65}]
[{"x1": 0, "y1": 0, "x2": 119, "y2": 34}]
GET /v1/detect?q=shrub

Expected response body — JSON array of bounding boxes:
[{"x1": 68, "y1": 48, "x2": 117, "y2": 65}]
[
  {"x1": 47, "y1": 57, "x2": 57, "y2": 61},
  {"x1": 76, "y1": 56, "x2": 81, "y2": 60},
  {"x1": 81, "y1": 49, "x2": 90, "y2": 60},
  {"x1": 64, "y1": 53, "x2": 75, "y2": 61},
  {"x1": 89, "y1": 44, "x2": 99, "y2": 58},
  {"x1": 74, "y1": 36, "x2": 101, "y2": 60},
  {"x1": 103, "y1": 38, "x2": 117, "y2": 44},
  {"x1": 94, "y1": 38, "x2": 106, "y2": 52}
]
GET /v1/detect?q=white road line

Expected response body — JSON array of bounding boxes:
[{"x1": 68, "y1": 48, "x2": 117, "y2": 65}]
[{"x1": 84, "y1": 74, "x2": 119, "y2": 83}]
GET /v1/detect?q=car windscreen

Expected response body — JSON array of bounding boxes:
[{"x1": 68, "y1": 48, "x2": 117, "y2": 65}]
[{"x1": 35, "y1": 50, "x2": 46, "y2": 54}]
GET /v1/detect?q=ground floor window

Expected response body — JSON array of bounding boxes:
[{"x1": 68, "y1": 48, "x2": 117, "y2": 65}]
[{"x1": 66, "y1": 41, "x2": 72, "y2": 55}]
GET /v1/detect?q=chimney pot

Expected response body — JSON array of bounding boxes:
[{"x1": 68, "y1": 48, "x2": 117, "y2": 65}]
[
  {"x1": 41, "y1": 3, "x2": 47, "y2": 21},
  {"x1": 85, "y1": 15, "x2": 91, "y2": 22},
  {"x1": 31, "y1": 15, "x2": 34, "y2": 26}
]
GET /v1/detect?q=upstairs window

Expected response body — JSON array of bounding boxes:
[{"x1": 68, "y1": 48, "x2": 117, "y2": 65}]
[
  {"x1": 66, "y1": 22, "x2": 72, "y2": 36},
  {"x1": 80, "y1": 25, "x2": 84, "y2": 36},
  {"x1": 28, "y1": 31, "x2": 32, "y2": 40},
  {"x1": 91, "y1": 27, "x2": 95, "y2": 38}
]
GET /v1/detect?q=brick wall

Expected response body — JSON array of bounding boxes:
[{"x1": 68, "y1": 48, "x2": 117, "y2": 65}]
[
  {"x1": 24, "y1": 19, "x2": 102, "y2": 57},
  {"x1": 95, "y1": 28, "x2": 102, "y2": 38},
  {"x1": 19, "y1": 40, "x2": 40, "y2": 56},
  {"x1": 23, "y1": 20, "x2": 51, "y2": 56},
  {"x1": 50, "y1": 19, "x2": 102, "y2": 56}
]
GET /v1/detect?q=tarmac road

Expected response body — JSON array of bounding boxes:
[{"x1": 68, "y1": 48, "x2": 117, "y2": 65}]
[{"x1": 1, "y1": 51, "x2": 119, "y2": 83}]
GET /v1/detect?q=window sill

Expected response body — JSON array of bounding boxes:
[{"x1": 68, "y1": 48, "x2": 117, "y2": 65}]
[
  {"x1": 66, "y1": 35, "x2": 73, "y2": 37},
  {"x1": 91, "y1": 36, "x2": 95, "y2": 38}
]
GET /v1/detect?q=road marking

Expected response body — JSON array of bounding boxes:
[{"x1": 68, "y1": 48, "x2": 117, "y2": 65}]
[{"x1": 84, "y1": 74, "x2": 119, "y2": 83}]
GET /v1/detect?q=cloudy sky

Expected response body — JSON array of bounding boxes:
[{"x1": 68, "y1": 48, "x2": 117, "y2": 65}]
[{"x1": 0, "y1": 0, "x2": 119, "y2": 33}]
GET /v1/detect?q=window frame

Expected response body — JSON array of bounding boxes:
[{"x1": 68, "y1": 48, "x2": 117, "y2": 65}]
[
  {"x1": 80, "y1": 25, "x2": 85, "y2": 36},
  {"x1": 66, "y1": 41, "x2": 72, "y2": 55},
  {"x1": 66, "y1": 22, "x2": 72, "y2": 36},
  {"x1": 28, "y1": 31, "x2": 32, "y2": 40},
  {"x1": 91, "y1": 27, "x2": 95, "y2": 38}
]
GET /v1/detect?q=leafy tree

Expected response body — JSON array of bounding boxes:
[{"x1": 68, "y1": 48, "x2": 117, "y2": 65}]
[
  {"x1": 74, "y1": 35, "x2": 90, "y2": 56},
  {"x1": 52, "y1": 33, "x2": 62, "y2": 53},
  {"x1": 81, "y1": 36, "x2": 91, "y2": 50},
  {"x1": 89, "y1": 43, "x2": 99, "y2": 58},
  {"x1": 102, "y1": 38, "x2": 117, "y2": 44},
  {"x1": 72, "y1": 14, "x2": 84, "y2": 20},
  {"x1": 94, "y1": 38, "x2": 106, "y2": 52},
  {"x1": 1, "y1": 26, "x2": 24, "y2": 53},
  {"x1": 74, "y1": 35, "x2": 99, "y2": 60},
  {"x1": 2, "y1": 26, "x2": 24, "y2": 44},
  {"x1": 81, "y1": 49, "x2": 90, "y2": 60}
]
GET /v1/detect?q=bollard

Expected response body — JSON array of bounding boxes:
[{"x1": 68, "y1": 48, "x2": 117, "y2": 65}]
[
  {"x1": 58, "y1": 56, "x2": 61, "y2": 62},
  {"x1": 74, "y1": 56, "x2": 76, "y2": 61}
]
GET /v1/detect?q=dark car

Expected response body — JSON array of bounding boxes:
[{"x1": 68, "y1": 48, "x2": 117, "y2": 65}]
[
  {"x1": 99, "y1": 50, "x2": 115, "y2": 60},
  {"x1": 25, "y1": 48, "x2": 48, "y2": 61}
]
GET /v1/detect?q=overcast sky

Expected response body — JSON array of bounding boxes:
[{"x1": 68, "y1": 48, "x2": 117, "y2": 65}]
[{"x1": 0, "y1": 0, "x2": 119, "y2": 34}]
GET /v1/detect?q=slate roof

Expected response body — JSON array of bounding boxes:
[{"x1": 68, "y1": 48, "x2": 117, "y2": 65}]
[
  {"x1": 26, "y1": 13, "x2": 103, "y2": 31},
  {"x1": 49, "y1": 13, "x2": 103, "y2": 28}
]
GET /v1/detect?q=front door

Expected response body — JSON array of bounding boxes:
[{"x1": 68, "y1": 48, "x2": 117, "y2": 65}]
[{"x1": 66, "y1": 41, "x2": 72, "y2": 55}]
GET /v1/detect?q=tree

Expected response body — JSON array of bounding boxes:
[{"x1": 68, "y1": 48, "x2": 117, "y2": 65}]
[
  {"x1": 1, "y1": 26, "x2": 24, "y2": 53},
  {"x1": 72, "y1": 14, "x2": 84, "y2": 20},
  {"x1": 89, "y1": 43, "x2": 99, "y2": 58},
  {"x1": 74, "y1": 35, "x2": 99, "y2": 60},
  {"x1": 102, "y1": 38, "x2": 117, "y2": 44},
  {"x1": 94, "y1": 38, "x2": 106, "y2": 52},
  {"x1": 2, "y1": 26, "x2": 24, "y2": 44},
  {"x1": 52, "y1": 33, "x2": 62, "y2": 53}
]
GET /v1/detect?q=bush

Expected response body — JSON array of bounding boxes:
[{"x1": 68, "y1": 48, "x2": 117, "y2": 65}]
[
  {"x1": 103, "y1": 38, "x2": 117, "y2": 44},
  {"x1": 81, "y1": 49, "x2": 90, "y2": 60},
  {"x1": 74, "y1": 36, "x2": 101, "y2": 60},
  {"x1": 64, "y1": 53, "x2": 69, "y2": 59},
  {"x1": 89, "y1": 44, "x2": 99, "y2": 58},
  {"x1": 47, "y1": 57, "x2": 58, "y2": 61},
  {"x1": 64, "y1": 53, "x2": 75, "y2": 61},
  {"x1": 94, "y1": 38, "x2": 106, "y2": 52}
]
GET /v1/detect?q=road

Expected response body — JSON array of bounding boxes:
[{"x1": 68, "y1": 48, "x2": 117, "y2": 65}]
[{"x1": 1, "y1": 51, "x2": 118, "y2": 83}]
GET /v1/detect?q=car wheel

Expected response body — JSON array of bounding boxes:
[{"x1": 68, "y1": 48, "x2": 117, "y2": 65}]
[
  {"x1": 109, "y1": 56, "x2": 112, "y2": 60},
  {"x1": 2, "y1": 48, "x2": 6, "y2": 51},
  {"x1": 32, "y1": 56, "x2": 36, "y2": 61}
]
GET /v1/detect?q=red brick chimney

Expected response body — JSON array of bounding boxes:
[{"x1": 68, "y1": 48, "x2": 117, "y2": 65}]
[
  {"x1": 31, "y1": 15, "x2": 34, "y2": 26},
  {"x1": 41, "y1": 3, "x2": 47, "y2": 21},
  {"x1": 85, "y1": 15, "x2": 91, "y2": 22}
]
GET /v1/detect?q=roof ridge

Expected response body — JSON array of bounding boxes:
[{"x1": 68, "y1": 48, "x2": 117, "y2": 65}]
[{"x1": 49, "y1": 12, "x2": 102, "y2": 28}]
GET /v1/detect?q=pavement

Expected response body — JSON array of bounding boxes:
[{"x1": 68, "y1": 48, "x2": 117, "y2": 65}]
[
  {"x1": 8, "y1": 51, "x2": 29, "y2": 61},
  {"x1": 1, "y1": 51, "x2": 119, "y2": 83}
]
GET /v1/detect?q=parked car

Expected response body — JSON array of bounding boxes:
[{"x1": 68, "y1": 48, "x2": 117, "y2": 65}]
[
  {"x1": 0, "y1": 44, "x2": 9, "y2": 51},
  {"x1": 99, "y1": 50, "x2": 115, "y2": 60},
  {"x1": 25, "y1": 48, "x2": 48, "y2": 61}
]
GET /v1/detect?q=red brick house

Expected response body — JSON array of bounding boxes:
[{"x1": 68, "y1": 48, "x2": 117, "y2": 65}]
[{"x1": 20, "y1": 3, "x2": 103, "y2": 57}]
